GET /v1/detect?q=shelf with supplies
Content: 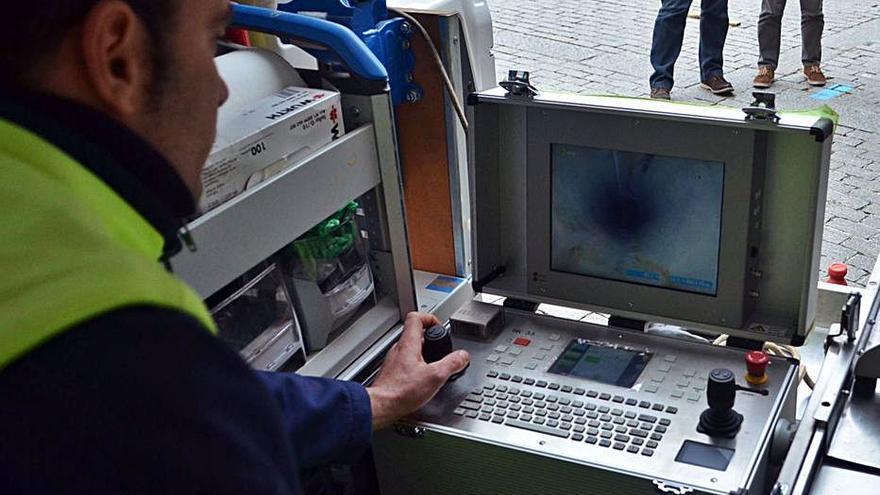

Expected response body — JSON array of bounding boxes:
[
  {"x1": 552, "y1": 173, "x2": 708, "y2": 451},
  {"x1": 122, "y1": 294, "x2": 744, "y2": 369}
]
[{"x1": 171, "y1": 124, "x2": 383, "y2": 299}]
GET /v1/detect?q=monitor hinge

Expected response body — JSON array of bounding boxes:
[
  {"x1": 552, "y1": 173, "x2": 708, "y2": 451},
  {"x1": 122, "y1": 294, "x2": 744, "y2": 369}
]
[
  {"x1": 726, "y1": 335, "x2": 764, "y2": 351},
  {"x1": 608, "y1": 315, "x2": 647, "y2": 331},
  {"x1": 500, "y1": 70, "x2": 539, "y2": 97},
  {"x1": 503, "y1": 297, "x2": 540, "y2": 313},
  {"x1": 742, "y1": 92, "x2": 780, "y2": 122}
]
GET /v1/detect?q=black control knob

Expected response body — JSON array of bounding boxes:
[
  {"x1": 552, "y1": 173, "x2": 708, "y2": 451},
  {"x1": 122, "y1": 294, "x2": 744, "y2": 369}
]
[
  {"x1": 698, "y1": 368, "x2": 744, "y2": 438},
  {"x1": 422, "y1": 324, "x2": 467, "y2": 382},
  {"x1": 423, "y1": 324, "x2": 453, "y2": 364}
]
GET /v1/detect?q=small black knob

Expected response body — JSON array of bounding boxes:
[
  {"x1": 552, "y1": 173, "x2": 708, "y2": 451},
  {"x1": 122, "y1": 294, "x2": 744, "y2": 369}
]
[
  {"x1": 707, "y1": 368, "x2": 737, "y2": 410},
  {"x1": 698, "y1": 368, "x2": 744, "y2": 438},
  {"x1": 422, "y1": 324, "x2": 453, "y2": 364}
]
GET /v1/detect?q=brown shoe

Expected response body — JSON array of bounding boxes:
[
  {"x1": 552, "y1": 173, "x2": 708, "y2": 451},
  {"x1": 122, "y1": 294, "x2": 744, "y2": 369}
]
[
  {"x1": 753, "y1": 66, "x2": 775, "y2": 88},
  {"x1": 650, "y1": 87, "x2": 671, "y2": 100},
  {"x1": 804, "y1": 65, "x2": 827, "y2": 86},
  {"x1": 700, "y1": 75, "x2": 734, "y2": 95}
]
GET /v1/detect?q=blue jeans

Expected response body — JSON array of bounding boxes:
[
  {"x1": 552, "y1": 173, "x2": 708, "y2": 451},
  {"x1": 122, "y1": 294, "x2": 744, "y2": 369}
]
[{"x1": 649, "y1": 0, "x2": 729, "y2": 89}]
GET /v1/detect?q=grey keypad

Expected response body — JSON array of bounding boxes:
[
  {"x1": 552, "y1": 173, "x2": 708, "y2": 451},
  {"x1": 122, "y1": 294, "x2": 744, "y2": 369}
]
[{"x1": 472, "y1": 378, "x2": 673, "y2": 454}]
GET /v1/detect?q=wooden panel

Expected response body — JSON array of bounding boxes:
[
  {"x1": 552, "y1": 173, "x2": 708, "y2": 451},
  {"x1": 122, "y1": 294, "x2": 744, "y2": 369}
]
[{"x1": 396, "y1": 14, "x2": 457, "y2": 276}]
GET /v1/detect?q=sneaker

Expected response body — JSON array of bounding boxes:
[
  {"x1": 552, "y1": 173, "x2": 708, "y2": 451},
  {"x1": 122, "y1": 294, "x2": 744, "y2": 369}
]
[
  {"x1": 650, "y1": 87, "x2": 671, "y2": 100},
  {"x1": 804, "y1": 65, "x2": 827, "y2": 86},
  {"x1": 753, "y1": 66, "x2": 775, "y2": 88},
  {"x1": 700, "y1": 75, "x2": 734, "y2": 95}
]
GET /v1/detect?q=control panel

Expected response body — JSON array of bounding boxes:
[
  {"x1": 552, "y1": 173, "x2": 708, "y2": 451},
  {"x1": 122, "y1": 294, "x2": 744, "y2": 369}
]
[{"x1": 409, "y1": 308, "x2": 797, "y2": 493}]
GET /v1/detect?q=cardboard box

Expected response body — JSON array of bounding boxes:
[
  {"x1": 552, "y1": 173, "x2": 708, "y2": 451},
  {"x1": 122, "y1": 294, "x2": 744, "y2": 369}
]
[{"x1": 200, "y1": 86, "x2": 345, "y2": 212}]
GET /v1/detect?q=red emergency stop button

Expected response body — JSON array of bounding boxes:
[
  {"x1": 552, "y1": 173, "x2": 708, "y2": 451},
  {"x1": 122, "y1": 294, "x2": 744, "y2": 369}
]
[
  {"x1": 827, "y1": 263, "x2": 848, "y2": 285},
  {"x1": 745, "y1": 350, "x2": 770, "y2": 385},
  {"x1": 513, "y1": 337, "x2": 531, "y2": 346}
]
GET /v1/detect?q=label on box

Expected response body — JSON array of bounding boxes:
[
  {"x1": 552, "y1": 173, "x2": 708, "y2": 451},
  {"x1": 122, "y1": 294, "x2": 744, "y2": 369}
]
[{"x1": 200, "y1": 86, "x2": 345, "y2": 212}]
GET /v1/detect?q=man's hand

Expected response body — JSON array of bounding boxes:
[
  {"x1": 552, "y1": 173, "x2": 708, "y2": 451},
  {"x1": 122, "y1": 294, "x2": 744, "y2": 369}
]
[{"x1": 366, "y1": 312, "x2": 470, "y2": 430}]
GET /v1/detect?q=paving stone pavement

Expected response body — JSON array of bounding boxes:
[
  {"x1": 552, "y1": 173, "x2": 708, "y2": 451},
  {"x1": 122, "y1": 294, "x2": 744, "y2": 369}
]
[{"x1": 487, "y1": 0, "x2": 880, "y2": 285}]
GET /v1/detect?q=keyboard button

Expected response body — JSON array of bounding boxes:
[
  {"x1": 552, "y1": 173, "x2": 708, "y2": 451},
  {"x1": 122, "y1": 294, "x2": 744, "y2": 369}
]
[
  {"x1": 548, "y1": 383, "x2": 561, "y2": 390},
  {"x1": 523, "y1": 378, "x2": 536, "y2": 385},
  {"x1": 536, "y1": 380, "x2": 548, "y2": 388},
  {"x1": 626, "y1": 398, "x2": 638, "y2": 406},
  {"x1": 659, "y1": 418, "x2": 672, "y2": 426},
  {"x1": 627, "y1": 445, "x2": 640, "y2": 454},
  {"x1": 666, "y1": 406, "x2": 678, "y2": 414},
  {"x1": 613, "y1": 442, "x2": 626, "y2": 450},
  {"x1": 599, "y1": 393, "x2": 612, "y2": 401},
  {"x1": 642, "y1": 448, "x2": 655, "y2": 457},
  {"x1": 652, "y1": 403, "x2": 665, "y2": 411},
  {"x1": 630, "y1": 429, "x2": 650, "y2": 438},
  {"x1": 599, "y1": 439, "x2": 612, "y2": 447},
  {"x1": 647, "y1": 441, "x2": 659, "y2": 449},
  {"x1": 586, "y1": 390, "x2": 599, "y2": 398},
  {"x1": 561, "y1": 385, "x2": 573, "y2": 393},
  {"x1": 505, "y1": 419, "x2": 569, "y2": 438},
  {"x1": 574, "y1": 387, "x2": 586, "y2": 395},
  {"x1": 511, "y1": 375, "x2": 523, "y2": 383},
  {"x1": 639, "y1": 401, "x2": 651, "y2": 408},
  {"x1": 632, "y1": 437, "x2": 644, "y2": 446},
  {"x1": 572, "y1": 433, "x2": 584, "y2": 441},
  {"x1": 612, "y1": 395, "x2": 625, "y2": 403},
  {"x1": 638, "y1": 414, "x2": 658, "y2": 423},
  {"x1": 586, "y1": 436, "x2": 598, "y2": 445},
  {"x1": 499, "y1": 373, "x2": 511, "y2": 380}
]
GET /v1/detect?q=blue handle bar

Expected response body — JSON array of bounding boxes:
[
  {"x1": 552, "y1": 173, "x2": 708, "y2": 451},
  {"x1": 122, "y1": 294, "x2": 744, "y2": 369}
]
[{"x1": 230, "y1": 3, "x2": 388, "y2": 82}]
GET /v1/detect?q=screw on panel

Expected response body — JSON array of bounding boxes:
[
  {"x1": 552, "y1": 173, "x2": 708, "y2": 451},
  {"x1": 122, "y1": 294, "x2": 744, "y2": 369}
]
[
  {"x1": 400, "y1": 22, "x2": 413, "y2": 35},
  {"x1": 406, "y1": 89, "x2": 422, "y2": 103}
]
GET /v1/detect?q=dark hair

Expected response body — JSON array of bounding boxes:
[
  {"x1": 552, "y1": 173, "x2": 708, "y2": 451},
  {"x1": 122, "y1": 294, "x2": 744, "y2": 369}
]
[{"x1": 0, "y1": 1, "x2": 177, "y2": 90}]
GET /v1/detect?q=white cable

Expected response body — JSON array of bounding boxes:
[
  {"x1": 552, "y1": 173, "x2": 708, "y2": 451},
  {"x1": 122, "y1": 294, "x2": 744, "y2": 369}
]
[
  {"x1": 711, "y1": 334, "x2": 814, "y2": 389},
  {"x1": 390, "y1": 9, "x2": 469, "y2": 130}
]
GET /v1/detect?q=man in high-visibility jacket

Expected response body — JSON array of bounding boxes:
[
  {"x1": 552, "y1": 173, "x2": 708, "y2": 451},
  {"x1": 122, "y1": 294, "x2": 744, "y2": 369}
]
[{"x1": 0, "y1": 1, "x2": 469, "y2": 493}]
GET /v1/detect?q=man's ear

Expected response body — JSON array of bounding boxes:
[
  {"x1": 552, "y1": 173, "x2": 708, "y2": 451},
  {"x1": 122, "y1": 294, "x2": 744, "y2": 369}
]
[{"x1": 79, "y1": 0, "x2": 154, "y2": 117}]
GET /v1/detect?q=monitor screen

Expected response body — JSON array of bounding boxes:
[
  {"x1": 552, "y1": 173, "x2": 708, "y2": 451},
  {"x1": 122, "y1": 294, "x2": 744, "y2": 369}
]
[
  {"x1": 548, "y1": 339, "x2": 652, "y2": 388},
  {"x1": 551, "y1": 144, "x2": 725, "y2": 296}
]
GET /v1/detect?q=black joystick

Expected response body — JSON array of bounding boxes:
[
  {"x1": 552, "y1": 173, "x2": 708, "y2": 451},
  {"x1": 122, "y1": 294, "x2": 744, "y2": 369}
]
[
  {"x1": 697, "y1": 368, "x2": 744, "y2": 438},
  {"x1": 423, "y1": 324, "x2": 467, "y2": 381}
]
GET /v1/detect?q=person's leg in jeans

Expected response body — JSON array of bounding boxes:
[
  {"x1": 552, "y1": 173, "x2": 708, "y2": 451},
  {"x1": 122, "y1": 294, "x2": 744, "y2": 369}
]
[
  {"x1": 800, "y1": 0, "x2": 824, "y2": 66},
  {"x1": 650, "y1": 0, "x2": 694, "y2": 90},
  {"x1": 758, "y1": 0, "x2": 786, "y2": 69},
  {"x1": 698, "y1": 0, "x2": 729, "y2": 81}
]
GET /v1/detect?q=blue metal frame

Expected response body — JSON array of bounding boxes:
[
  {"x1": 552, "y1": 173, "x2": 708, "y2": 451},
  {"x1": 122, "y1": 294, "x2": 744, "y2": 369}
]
[
  {"x1": 278, "y1": 1, "x2": 421, "y2": 105},
  {"x1": 230, "y1": 3, "x2": 389, "y2": 83}
]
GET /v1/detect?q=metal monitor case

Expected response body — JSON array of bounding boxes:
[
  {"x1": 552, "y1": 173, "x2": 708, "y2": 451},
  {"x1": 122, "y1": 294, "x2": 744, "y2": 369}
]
[{"x1": 469, "y1": 88, "x2": 833, "y2": 344}]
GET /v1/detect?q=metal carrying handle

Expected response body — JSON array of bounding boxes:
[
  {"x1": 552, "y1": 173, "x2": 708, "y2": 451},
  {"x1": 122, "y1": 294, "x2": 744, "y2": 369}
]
[{"x1": 230, "y1": 3, "x2": 389, "y2": 82}]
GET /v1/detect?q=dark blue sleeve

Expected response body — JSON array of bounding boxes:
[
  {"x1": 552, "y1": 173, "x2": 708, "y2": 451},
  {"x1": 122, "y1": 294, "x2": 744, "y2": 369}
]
[
  {"x1": 0, "y1": 307, "x2": 302, "y2": 495},
  {"x1": 255, "y1": 371, "x2": 373, "y2": 469}
]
